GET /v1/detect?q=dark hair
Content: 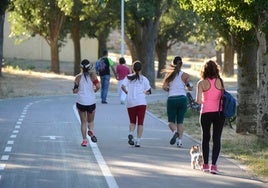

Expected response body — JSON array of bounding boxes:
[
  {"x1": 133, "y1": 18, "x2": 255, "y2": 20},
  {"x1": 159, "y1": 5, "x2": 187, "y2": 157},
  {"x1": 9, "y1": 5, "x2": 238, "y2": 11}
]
[
  {"x1": 103, "y1": 50, "x2": 108, "y2": 56},
  {"x1": 201, "y1": 60, "x2": 220, "y2": 79},
  {"x1": 119, "y1": 57, "x2": 126, "y2": 64},
  {"x1": 127, "y1": 61, "x2": 142, "y2": 81},
  {"x1": 162, "y1": 56, "x2": 183, "y2": 83},
  {"x1": 173, "y1": 56, "x2": 182, "y2": 65},
  {"x1": 80, "y1": 59, "x2": 93, "y2": 81}
]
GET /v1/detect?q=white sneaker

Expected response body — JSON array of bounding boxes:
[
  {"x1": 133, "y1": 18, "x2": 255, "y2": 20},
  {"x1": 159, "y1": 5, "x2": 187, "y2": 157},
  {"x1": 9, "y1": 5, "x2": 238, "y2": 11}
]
[
  {"x1": 135, "y1": 141, "x2": 141, "y2": 147},
  {"x1": 177, "y1": 139, "x2": 183, "y2": 148}
]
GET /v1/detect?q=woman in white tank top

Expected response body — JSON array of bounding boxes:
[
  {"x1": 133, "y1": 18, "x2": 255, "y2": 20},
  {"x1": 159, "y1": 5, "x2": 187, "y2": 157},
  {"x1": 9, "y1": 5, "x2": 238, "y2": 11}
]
[{"x1": 73, "y1": 59, "x2": 100, "y2": 147}]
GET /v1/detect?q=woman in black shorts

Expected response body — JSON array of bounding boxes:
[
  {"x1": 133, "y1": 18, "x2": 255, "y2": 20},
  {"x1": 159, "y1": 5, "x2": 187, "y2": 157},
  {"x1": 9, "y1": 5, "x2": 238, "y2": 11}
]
[{"x1": 73, "y1": 59, "x2": 100, "y2": 147}]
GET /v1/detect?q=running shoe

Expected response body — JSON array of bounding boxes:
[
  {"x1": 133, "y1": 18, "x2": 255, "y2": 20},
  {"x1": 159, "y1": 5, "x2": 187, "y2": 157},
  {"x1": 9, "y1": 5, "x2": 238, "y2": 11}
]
[
  {"x1": 135, "y1": 141, "x2": 140, "y2": 147},
  {"x1": 128, "y1": 134, "x2": 134, "y2": 145},
  {"x1": 81, "y1": 140, "x2": 88, "y2": 147},
  {"x1": 88, "y1": 130, "x2": 97, "y2": 143},
  {"x1": 202, "y1": 164, "x2": 210, "y2": 172},
  {"x1": 170, "y1": 132, "x2": 179, "y2": 145},
  {"x1": 210, "y1": 165, "x2": 220, "y2": 174},
  {"x1": 177, "y1": 140, "x2": 183, "y2": 148}
]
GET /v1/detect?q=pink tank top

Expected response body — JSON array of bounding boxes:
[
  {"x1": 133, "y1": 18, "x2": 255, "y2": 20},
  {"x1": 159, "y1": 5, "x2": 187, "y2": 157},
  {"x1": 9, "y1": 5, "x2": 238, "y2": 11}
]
[{"x1": 201, "y1": 78, "x2": 222, "y2": 113}]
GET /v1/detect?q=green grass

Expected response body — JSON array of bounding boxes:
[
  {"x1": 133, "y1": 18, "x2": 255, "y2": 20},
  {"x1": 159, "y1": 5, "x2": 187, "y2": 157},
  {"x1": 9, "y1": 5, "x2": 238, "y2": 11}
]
[{"x1": 147, "y1": 100, "x2": 268, "y2": 181}]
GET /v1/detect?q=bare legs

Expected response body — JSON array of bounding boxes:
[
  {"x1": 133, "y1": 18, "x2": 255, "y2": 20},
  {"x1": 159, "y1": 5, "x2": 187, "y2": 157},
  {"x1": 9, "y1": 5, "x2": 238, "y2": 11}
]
[{"x1": 78, "y1": 110, "x2": 96, "y2": 144}]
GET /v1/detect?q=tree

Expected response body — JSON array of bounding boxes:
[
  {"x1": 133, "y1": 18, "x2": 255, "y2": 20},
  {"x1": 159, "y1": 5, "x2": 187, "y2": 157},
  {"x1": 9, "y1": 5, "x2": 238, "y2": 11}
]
[
  {"x1": 0, "y1": 0, "x2": 9, "y2": 77},
  {"x1": 9, "y1": 0, "x2": 73, "y2": 73},
  {"x1": 156, "y1": 0, "x2": 215, "y2": 78},
  {"x1": 180, "y1": 0, "x2": 268, "y2": 137},
  {"x1": 123, "y1": 0, "x2": 169, "y2": 88},
  {"x1": 82, "y1": 0, "x2": 120, "y2": 59}
]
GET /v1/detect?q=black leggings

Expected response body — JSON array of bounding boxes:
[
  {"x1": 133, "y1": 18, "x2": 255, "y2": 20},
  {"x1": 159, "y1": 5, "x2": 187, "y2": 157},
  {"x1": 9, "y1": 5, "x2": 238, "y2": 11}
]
[{"x1": 200, "y1": 112, "x2": 225, "y2": 165}]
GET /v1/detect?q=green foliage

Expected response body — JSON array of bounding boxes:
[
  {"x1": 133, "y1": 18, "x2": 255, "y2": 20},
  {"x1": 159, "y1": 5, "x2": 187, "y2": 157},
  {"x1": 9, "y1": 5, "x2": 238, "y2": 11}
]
[
  {"x1": 180, "y1": 0, "x2": 268, "y2": 45},
  {"x1": 8, "y1": 0, "x2": 73, "y2": 43}
]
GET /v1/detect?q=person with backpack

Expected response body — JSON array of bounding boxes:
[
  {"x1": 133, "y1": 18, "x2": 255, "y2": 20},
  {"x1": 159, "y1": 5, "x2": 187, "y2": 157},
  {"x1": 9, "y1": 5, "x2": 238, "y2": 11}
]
[
  {"x1": 161, "y1": 56, "x2": 194, "y2": 148},
  {"x1": 96, "y1": 50, "x2": 117, "y2": 104},
  {"x1": 73, "y1": 59, "x2": 100, "y2": 147},
  {"x1": 121, "y1": 61, "x2": 151, "y2": 147},
  {"x1": 195, "y1": 60, "x2": 225, "y2": 174}
]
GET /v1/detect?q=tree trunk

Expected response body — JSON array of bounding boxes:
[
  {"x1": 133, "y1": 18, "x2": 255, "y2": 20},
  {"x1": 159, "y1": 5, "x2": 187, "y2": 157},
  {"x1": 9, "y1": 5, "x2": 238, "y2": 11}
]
[
  {"x1": 256, "y1": 31, "x2": 268, "y2": 138},
  {"x1": 156, "y1": 39, "x2": 168, "y2": 78},
  {"x1": 48, "y1": 11, "x2": 65, "y2": 73},
  {"x1": 50, "y1": 39, "x2": 60, "y2": 73},
  {"x1": 133, "y1": 20, "x2": 159, "y2": 89},
  {"x1": 0, "y1": 14, "x2": 4, "y2": 77},
  {"x1": 71, "y1": 17, "x2": 81, "y2": 75},
  {"x1": 236, "y1": 41, "x2": 258, "y2": 134},
  {"x1": 216, "y1": 48, "x2": 222, "y2": 68},
  {"x1": 97, "y1": 28, "x2": 110, "y2": 58},
  {"x1": 223, "y1": 41, "x2": 234, "y2": 77},
  {"x1": 124, "y1": 35, "x2": 137, "y2": 62}
]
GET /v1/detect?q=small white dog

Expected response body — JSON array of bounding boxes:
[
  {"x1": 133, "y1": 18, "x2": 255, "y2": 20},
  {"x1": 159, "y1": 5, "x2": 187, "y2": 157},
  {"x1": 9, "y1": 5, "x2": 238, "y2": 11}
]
[{"x1": 190, "y1": 145, "x2": 204, "y2": 170}]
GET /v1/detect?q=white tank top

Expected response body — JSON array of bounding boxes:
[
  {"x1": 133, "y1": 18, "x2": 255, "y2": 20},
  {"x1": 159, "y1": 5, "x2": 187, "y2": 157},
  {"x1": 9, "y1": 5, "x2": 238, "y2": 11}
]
[
  {"x1": 168, "y1": 71, "x2": 187, "y2": 97},
  {"x1": 77, "y1": 74, "x2": 96, "y2": 105}
]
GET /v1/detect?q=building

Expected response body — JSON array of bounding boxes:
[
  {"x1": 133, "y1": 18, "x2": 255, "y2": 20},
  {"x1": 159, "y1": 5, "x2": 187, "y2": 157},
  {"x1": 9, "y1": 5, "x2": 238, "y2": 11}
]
[{"x1": 3, "y1": 13, "x2": 98, "y2": 63}]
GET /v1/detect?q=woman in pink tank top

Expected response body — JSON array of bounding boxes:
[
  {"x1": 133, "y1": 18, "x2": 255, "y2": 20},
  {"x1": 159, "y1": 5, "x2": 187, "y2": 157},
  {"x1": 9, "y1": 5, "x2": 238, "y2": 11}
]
[{"x1": 196, "y1": 60, "x2": 225, "y2": 174}]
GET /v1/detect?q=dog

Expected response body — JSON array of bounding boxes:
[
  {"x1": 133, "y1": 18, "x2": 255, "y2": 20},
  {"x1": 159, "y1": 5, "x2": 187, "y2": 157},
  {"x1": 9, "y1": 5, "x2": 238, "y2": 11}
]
[{"x1": 190, "y1": 145, "x2": 204, "y2": 170}]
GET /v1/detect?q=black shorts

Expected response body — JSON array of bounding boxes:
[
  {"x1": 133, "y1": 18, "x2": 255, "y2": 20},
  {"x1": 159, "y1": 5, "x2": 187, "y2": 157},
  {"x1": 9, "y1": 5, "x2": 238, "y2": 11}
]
[{"x1": 76, "y1": 103, "x2": 96, "y2": 113}]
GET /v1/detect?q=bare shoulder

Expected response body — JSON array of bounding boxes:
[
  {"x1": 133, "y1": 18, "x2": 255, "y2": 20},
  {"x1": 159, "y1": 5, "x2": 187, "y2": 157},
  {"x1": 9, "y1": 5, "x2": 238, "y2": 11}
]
[
  {"x1": 182, "y1": 72, "x2": 190, "y2": 78},
  {"x1": 215, "y1": 78, "x2": 224, "y2": 89},
  {"x1": 200, "y1": 79, "x2": 211, "y2": 91},
  {"x1": 74, "y1": 74, "x2": 82, "y2": 82},
  {"x1": 90, "y1": 72, "x2": 98, "y2": 79}
]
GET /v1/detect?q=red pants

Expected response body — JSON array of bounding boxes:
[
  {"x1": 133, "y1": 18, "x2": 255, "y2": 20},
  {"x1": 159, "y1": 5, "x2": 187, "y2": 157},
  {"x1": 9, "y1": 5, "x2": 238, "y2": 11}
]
[{"x1": 127, "y1": 105, "x2": 146, "y2": 125}]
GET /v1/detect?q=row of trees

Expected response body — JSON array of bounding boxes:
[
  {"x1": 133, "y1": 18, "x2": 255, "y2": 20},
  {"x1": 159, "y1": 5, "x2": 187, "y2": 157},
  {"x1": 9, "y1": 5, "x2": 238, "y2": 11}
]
[
  {"x1": 1, "y1": 0, "x2": 267, "y2": 137},
  {"x1": 180, "y1": 0, "x2": 268, "y2": 137}
]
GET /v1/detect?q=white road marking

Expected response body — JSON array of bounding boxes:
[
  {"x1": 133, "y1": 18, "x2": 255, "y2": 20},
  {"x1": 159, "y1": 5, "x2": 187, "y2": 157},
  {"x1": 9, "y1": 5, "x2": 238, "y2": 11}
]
[
  {"x1": 0, "y1": 164, "x2": 6, "y2": 170},
  {"x1": 4, "y1": 147, "x2": 12, "y2": 152},
  {"x1": 1, "y1": 155, "x2": 9, "y2": 161},
  {"x1": 7, "y1": 141, "x2": 14, "y2": 145},
  {"x1": 13, "y1": 130, "x2": 19, "y2": 134},
  {"x1": 73, "y1": 104, "x2": 118, "y2": 188},
  {"x1": 10, "y1": 135, "x2": 17, "y2": 138}
]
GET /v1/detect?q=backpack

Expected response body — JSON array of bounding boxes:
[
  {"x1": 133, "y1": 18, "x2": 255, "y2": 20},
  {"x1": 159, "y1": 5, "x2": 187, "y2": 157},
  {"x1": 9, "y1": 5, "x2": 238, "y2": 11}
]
[
  {"x1": 95, "y1": 58, "x2": 106, "y2": 73},
  {"x1": 219, "y1": 78, "x2": 236, "y2": 118}
]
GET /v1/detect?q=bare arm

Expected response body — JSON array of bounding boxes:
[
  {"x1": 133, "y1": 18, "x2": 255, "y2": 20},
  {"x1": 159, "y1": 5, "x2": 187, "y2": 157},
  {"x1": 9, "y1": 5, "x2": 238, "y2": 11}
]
[
  {"x1": 90, "y1": 72, "x2": 100, "y2": 92},
  {"x1": 182, "y1": 72, "x2": 193, "y2": 91},
  {"x1": 196, "y1": 80, "x2": 203, "y2": 104},
  {"x1": 73, "y1": 75, "x2": 81, "y2": 94}
]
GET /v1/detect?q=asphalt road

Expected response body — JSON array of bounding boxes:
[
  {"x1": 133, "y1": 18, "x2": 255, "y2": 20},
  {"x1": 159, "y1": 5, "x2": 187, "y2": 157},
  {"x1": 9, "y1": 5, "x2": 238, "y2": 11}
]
[{"x1": 0, "y1": 92, "x2": 267, "y2": 188}]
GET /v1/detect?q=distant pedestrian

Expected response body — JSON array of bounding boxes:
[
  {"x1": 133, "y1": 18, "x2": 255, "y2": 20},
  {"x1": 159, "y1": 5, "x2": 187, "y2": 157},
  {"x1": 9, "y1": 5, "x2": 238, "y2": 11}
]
[
  {"x1": 121, "y1": 61, "x2": 151, "y2": 147},
  {"x1": 162, "y1": 56, "x2": 193, "y2": 148},
  {"x1": 195, "y1": 60, "x2": 225, "y2": 174},
  {"x1": 96, "y1": 50, "x2": 117, "y2": 104},
  {"x1": 116, "y1": 57, "x2": 131, "y2": 104},
  {"x1": 73, "y1": 59, "x2": 100, "y2": 147}
]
